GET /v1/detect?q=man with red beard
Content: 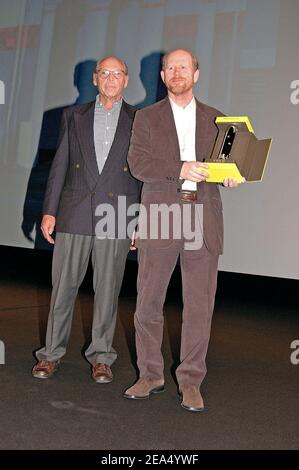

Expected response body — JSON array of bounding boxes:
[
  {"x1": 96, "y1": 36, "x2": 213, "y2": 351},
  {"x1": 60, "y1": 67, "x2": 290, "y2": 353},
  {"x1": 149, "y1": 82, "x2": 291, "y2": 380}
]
[{"x1": 124, "y1": 48, "x2": 241, "y2": 412}]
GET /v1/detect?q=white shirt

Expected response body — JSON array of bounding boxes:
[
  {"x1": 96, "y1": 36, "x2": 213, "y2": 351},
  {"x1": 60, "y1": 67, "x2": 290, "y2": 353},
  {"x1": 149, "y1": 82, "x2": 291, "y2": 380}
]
[{"x1": 170, "y1": 96, "x2": 197, "y2": 191}]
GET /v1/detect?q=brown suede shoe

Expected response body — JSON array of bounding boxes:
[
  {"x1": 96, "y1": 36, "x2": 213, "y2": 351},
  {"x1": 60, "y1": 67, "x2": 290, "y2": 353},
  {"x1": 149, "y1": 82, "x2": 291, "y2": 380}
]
[
  {"x1": 123, "y1": 377, "x2": 165, "y2": 399},
  {"x1": 92, "y1": 363, "x2": 113, "y2": 384},
  {"x1": 32, "y1": 360, "x2": 60, "y2": 379},
  {"x1": 179, "y1": 385, "x2": 205, "y2": 412}
]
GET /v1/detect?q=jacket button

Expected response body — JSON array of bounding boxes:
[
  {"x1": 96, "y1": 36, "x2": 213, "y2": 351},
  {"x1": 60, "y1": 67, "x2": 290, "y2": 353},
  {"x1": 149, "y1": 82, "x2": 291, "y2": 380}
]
[
  {"x1": 123, "y1": 166, "x2": 128, "y2": 172},
  {"x1": 76, "y1": 164, "x2": 80, "y2": 168},
  {"x1": 108, "y1": 192, "x2": 114, "y2": 197}
]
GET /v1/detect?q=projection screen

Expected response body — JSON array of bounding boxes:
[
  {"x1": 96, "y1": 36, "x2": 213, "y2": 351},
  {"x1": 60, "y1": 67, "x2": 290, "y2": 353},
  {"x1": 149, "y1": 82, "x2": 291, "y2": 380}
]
[{"x1": 0, "y1": 0, "x2": 298, "y2": 279}]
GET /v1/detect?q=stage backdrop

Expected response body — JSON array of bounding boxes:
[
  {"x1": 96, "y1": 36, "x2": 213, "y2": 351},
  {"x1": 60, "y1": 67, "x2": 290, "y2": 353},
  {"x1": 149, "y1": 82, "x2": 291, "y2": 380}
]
[{"x1": 0, "y1": 0, "x2": 298, "y2": 279}]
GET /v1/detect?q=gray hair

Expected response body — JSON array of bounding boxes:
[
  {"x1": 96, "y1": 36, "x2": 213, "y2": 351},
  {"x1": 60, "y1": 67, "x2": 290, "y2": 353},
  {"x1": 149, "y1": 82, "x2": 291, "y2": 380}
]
[{"x1": 95, "y1": 56, "x2": 128, "y2": 75}]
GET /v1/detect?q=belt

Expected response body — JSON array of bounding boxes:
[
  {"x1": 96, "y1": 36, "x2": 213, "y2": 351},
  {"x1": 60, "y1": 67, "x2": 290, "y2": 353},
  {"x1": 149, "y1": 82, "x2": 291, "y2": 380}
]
[{"x1": 178, "y1": 189, "x2": 197, "y2": 202}]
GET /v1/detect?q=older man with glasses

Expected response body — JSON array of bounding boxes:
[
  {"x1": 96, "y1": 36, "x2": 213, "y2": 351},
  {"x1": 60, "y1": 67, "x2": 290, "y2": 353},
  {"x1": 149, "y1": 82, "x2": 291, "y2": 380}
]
[{"x1": 32, "y1": 56, "x2": 140, "y2": 384}]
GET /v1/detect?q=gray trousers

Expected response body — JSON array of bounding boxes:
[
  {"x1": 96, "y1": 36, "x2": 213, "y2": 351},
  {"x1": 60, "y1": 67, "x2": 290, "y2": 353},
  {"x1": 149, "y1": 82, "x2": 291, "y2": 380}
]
[{"x1": 36, "y1": 233, "x2": 130, "y2": 366}]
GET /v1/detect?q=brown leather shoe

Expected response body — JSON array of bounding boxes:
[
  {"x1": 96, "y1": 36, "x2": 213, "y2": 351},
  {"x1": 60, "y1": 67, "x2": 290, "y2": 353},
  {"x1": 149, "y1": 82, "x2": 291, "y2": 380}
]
[
  {"x1": 179, "y1": 385, "x2": 205, "y2": 412},
  {"x1": 123, "y1": 377, "x2": 165, "y2": 399},
  {"x1": 92, "y1": 363, "x2": 113, "y2": 384},
  {"x1": 32, "y1": 360, "x2": 60, "y2": 379}
]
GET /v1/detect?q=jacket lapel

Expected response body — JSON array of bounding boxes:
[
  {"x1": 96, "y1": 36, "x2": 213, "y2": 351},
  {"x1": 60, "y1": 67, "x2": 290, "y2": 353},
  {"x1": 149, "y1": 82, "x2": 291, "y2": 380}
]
[
  {"x1": 74, "y1": 101, "x2": 99, "y2": 188},
  {"x1": 195, "y1": 99, "x2": 214, "y2": 198},
  {"x1": 98, "y1": 101, "x2": 133, "y2": 180},
  {"x1": 157, "y1": 97, "x2": 181, "y2": 160},
  {"x1": 195, "y1": 98, "x2": 209, "y2": 161}
]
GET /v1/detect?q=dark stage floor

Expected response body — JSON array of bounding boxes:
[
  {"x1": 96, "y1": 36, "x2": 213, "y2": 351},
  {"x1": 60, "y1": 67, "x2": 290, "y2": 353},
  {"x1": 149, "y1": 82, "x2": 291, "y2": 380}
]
[{"x1": 0, "y1": 246, "x2": 298, "y2": 450}]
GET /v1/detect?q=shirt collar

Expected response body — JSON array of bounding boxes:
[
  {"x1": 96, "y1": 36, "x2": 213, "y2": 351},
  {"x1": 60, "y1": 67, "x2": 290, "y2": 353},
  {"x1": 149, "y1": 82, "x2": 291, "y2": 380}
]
[
  {"x1": 95, "y1": 94, "x2": 123, "y2": 110},
  {"x1": 169, "y1": 96, "x2": 196, "y2": 112}
]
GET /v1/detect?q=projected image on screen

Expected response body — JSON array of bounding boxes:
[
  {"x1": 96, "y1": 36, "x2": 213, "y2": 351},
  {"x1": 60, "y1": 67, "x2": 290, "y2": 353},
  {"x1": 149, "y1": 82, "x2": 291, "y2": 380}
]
[{"x1": 0, "y1": 0, "x2": 298, "y2": 279}]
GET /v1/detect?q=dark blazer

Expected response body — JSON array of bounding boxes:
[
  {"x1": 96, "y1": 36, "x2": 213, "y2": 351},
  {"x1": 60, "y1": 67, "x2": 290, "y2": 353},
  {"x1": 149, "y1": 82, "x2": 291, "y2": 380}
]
[
  {"x1": 43, "y1": 100, "x2": 140, "y2": 237},
  {"x1": 127, "y1": 97, "x2": 224, "y2": 255}
]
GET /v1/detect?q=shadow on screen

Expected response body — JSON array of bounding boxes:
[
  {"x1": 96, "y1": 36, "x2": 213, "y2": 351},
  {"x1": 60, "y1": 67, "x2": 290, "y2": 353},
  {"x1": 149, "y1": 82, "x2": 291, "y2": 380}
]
[
  {"x1": 134, "y1": 51, "x2": 167, "y2": 109},
  {"x1": 21, "y1": 59, "x2": 98, "y2": 250}
]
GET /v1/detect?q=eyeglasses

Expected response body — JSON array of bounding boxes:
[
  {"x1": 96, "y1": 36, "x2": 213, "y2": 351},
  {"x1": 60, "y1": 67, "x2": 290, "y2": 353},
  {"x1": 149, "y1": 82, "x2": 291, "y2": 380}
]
[{"x1": 96, "y1": 69, "x2": 125, "y2": 79}]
